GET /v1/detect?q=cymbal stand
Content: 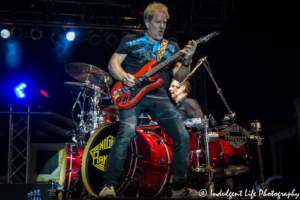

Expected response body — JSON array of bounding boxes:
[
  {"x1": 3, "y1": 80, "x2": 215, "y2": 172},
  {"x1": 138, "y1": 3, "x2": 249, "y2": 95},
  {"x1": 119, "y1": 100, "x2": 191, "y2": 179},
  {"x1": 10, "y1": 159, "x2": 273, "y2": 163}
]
[
  {"x1": 73, "y1": 67, "x2": 91, "y2": 144},
  {"x1": 202, "y1": 61, "x2": 236, "y2": 124},
  {"x1": 89, "y1": 84, "x2": 104, "y2": 134}
]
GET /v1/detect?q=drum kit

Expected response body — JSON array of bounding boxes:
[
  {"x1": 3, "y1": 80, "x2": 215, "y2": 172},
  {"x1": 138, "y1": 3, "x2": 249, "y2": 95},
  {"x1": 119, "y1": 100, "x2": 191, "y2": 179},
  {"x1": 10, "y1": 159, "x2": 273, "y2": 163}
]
[{"x1": 47, "y1": 62, "x2": 268, "y2": 199}]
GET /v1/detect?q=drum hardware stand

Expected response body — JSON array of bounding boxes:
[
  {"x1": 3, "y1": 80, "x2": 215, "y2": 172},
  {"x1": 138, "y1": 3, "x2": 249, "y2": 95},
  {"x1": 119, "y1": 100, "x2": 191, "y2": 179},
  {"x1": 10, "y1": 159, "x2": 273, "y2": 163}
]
[
  {"x1": 191, "y1": 130, "x2": 206, "y2": 173},
  {"x1": 191, "y1": 150, "x2": 206, "y2": 173},
  {"x1": 219, "y1": 150, "x2": 228, "y2": 190},
  {"x1": 203, "y1": 115, "x2": 215, "y2": 196},
  {"x1": 68, "y1": 177, "x2": 80, "y2": 199},
  {"x1": 249, "y1": 119, "x2": 268, "y2": 197},
  {"x1": 135, "y1": 164, "x2": 146, "y2": 197},
  {"x1": 246, "y1": 144, "x2": 257, "y2": 194},
  {"x1": 47, "y1": 179, "x2": 60, "y2": 197}
]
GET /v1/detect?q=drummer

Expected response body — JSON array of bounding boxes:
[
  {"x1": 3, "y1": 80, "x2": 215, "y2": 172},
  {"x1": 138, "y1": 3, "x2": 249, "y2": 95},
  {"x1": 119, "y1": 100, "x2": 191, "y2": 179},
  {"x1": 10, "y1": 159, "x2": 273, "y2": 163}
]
[
  {"x1": 169, "y1": 79, "x2": 236, "y2": 192},
  {"x1": 168, "y1": 79, "x2": 203, "y2": 120}
]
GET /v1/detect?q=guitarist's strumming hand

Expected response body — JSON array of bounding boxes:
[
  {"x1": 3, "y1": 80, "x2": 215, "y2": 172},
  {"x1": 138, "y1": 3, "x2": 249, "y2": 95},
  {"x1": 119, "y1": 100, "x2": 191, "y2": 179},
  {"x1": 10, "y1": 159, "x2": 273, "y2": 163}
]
[
  {"x1": 123, "y1": 73, "x2": 136, "y2": 87},
  {"x1": 180, "y1": 40, "x2": 198, "y2": 62}
]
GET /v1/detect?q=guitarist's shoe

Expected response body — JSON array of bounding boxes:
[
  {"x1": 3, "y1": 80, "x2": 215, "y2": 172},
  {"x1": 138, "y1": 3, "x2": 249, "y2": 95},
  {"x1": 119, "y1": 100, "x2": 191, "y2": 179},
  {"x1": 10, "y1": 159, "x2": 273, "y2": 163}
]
[{"x1": 99, "y1": 184, "x2": 116, "y2": 197}]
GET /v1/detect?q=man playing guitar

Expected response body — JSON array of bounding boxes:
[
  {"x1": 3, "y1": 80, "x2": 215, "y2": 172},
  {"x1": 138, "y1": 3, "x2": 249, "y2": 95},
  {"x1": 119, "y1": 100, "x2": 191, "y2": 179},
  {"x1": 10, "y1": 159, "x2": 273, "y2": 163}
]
[{"x1": 100, "y1": 2, "x2": 199, "y2": 198}]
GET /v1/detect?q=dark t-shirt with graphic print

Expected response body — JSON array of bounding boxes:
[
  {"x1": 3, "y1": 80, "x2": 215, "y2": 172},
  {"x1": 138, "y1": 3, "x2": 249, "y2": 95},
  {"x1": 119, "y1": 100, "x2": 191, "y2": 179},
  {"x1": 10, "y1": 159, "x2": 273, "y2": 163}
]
[{"x1": 115, "y1": 32, "x2": 181, "y2": 98}]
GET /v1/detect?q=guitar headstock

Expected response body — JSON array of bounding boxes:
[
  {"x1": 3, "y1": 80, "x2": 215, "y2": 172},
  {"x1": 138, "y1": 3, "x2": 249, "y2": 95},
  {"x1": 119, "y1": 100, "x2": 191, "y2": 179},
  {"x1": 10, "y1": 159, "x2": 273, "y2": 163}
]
[{"x1": 195, "y1": 31, "x2": 220, "y2": 44}]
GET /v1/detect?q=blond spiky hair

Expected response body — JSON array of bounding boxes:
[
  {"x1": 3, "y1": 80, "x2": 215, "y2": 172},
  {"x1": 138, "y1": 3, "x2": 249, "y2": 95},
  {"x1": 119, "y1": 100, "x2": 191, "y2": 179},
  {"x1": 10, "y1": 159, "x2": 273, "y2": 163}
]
[{"x1": 143, "y1": 2, "x2": 170, "y2": 22}]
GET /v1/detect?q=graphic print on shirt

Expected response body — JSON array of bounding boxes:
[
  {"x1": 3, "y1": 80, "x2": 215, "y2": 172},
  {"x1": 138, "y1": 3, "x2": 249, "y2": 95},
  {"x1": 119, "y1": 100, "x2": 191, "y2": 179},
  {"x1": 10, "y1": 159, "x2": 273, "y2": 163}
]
[{"x1": 126, "y1": 35, "x2": 175, "y2": 63}]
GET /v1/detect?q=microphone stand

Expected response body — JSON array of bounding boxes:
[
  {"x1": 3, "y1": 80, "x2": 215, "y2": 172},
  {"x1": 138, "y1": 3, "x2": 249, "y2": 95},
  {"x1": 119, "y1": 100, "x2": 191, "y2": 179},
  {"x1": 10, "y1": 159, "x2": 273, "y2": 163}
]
[{"x1": 202, "y1": 61, "x2": 236, "y2": 123}]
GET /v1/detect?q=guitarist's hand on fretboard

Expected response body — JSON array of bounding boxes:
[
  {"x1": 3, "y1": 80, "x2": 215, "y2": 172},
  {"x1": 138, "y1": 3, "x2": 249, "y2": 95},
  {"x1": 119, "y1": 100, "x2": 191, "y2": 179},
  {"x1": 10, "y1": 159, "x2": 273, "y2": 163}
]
[
  {"x1": 180, "y1": 40, "x2": 198, "y2": 62},
  {"x1": 123, "y1": 73, "x2": 136, "y2": 87}
]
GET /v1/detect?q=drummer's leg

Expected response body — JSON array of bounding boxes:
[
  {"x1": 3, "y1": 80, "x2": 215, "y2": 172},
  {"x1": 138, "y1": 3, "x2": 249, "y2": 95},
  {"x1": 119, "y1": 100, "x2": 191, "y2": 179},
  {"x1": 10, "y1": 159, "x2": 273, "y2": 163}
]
[
  {"x1": 146, "y1": 98, "x2": 190, "y2": 191},
  {"x1": 103, "y1": 105, "x2": 142, "y2": 188}
]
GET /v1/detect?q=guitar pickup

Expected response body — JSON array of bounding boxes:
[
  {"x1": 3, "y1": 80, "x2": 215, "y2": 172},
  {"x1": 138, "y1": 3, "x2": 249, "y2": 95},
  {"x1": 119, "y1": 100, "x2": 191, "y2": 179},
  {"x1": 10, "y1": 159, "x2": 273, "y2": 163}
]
[{"x1": 123, "y1": 96, "x2": 128, "y2": 105}]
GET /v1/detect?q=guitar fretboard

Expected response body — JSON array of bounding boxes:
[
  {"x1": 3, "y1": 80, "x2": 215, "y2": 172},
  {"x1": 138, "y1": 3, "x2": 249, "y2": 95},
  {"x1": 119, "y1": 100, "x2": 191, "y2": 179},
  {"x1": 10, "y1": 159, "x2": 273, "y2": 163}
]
[{"x1": 144, "y1": 31, "x2": 219, "y2": 78}]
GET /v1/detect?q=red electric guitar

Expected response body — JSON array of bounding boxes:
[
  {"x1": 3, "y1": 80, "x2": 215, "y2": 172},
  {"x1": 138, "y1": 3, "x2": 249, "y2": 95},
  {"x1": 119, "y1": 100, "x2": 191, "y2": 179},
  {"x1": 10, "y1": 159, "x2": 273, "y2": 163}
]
[{"x1": 110, "y1": 31, "x2": 220, "y2": 110}]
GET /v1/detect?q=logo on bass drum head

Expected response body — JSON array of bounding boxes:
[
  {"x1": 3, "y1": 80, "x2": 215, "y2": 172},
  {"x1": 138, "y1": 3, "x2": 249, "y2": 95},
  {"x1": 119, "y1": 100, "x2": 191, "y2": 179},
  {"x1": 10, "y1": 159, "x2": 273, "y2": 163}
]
[{"x1": 89, "y1": 135, "x2": 115, "y2": 172}]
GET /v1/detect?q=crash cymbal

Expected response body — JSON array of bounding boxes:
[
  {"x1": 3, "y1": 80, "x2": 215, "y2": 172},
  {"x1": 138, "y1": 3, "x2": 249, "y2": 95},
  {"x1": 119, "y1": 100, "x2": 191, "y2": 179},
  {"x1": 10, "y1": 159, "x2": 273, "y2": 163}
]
[
  {"x1": 102, "y1": 106, "x2": 119, "y2": 118},
  {"x1": 63, "y1": 82, "x2": 108, "y2": 98},
  {"x1": 65, "y1": 62, "x2": 113, "y2": 86}
]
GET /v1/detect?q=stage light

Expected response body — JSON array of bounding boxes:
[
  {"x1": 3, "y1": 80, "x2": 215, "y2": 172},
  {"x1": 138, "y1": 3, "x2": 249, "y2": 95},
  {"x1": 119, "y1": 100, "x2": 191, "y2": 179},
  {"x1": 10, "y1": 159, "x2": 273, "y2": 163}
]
[
  {"x1": 105, "y1": 31, "x2": 118, "y2": 46},
  {"x1": 30, "y1": 28, "x2": 43, "y2": 40},
  {"x1": 88, "y1": 30, "x2": 101, "y2": 46},
  {"x1": 40, "y1": 90, "x2": 49, "y2": 97},
  {"x1": 66, "y1": 31, "x2": 75, "y2": 41},
  {"x1": 14, "y1": 83, "x2": 27, "y2": 98},
  {"x1": 11, "y1": 27, "x2": 23, "y2": 38},
  {"x1": 1, "y1": 29, "x2": 10, "y2": 39},
  {"x1": 51, "y1": 29, "x2": 62, "y2": 43}
]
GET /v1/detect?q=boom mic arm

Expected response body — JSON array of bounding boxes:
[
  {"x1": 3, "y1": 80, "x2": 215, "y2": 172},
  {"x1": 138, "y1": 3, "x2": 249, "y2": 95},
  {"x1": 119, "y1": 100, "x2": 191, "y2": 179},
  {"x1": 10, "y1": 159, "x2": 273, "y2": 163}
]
[{"x1": 176, "y1": 56, "x2": 207, "y2": 89}]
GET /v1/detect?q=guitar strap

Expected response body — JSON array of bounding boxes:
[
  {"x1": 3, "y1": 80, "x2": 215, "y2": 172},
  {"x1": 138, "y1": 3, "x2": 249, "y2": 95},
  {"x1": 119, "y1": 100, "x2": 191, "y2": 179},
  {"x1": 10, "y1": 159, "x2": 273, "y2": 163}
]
[{"x1": 156, "y1": 39, "x2": 168, "y2": 62}]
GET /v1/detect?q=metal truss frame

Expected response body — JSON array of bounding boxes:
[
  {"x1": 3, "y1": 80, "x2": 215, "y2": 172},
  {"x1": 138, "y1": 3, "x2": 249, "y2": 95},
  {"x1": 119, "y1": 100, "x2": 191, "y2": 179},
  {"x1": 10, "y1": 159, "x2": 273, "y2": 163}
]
[
  {"x1": 6, "y1": 104, "x2": 31, "y2": 184},
  {"x1": 0, "y1": 104, "x2": 52, "y2": 183},
  {"x1": 0, "y1": 0, "x2": 242, "y2": 37}
]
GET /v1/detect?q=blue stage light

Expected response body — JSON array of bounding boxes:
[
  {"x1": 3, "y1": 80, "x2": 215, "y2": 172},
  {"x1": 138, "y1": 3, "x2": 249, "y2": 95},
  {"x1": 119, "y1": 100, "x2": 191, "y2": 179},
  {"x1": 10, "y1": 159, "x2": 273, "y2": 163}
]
[
  {"x1": 14, "y1": 83, "x2": 27, "y2": 98},
  {"x1": 1, "y1": 29, "x2": 10, "y2": 39},
  {"x1": 66, "y1": 31, "x2": 75, "y2": 41}
]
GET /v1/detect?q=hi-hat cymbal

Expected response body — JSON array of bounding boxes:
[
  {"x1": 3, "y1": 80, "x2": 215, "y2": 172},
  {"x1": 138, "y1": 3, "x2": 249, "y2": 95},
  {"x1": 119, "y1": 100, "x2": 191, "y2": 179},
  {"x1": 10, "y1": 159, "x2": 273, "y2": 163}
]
[
  {"x1": 102, "y1": 106, "x2": 119, "y2": 118},
  {"x1": 65, "y1": 62, "x2": 113, "y2": 86},
  {"x1": 63, "y1": 82, "x2": 108, "y2": 98}
]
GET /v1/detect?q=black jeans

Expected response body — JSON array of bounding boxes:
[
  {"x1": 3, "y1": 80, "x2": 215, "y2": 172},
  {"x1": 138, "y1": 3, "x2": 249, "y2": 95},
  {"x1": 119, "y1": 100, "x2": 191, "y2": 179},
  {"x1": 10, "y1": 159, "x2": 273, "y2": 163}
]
[{"x1": 103, "y1": 96, "x2": 190, "y2": 191}]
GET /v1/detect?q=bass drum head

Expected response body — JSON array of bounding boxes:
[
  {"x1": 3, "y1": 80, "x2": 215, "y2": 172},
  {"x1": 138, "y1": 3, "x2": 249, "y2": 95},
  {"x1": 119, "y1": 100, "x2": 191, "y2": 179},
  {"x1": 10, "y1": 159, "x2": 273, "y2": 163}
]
[{"x1": 81, "y1": 123, "x2": 132, "y2": 197}]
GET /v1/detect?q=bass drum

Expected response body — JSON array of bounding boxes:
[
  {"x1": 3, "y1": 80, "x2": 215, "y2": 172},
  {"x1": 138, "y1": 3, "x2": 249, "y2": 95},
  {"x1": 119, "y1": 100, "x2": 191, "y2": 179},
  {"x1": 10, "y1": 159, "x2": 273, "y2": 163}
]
[
  {"x1": 58, "y1": 143, "x2": 85, "y2": 200},
  {"x1": 81, "y1": 123, "x2": 173, "y2": 197}
]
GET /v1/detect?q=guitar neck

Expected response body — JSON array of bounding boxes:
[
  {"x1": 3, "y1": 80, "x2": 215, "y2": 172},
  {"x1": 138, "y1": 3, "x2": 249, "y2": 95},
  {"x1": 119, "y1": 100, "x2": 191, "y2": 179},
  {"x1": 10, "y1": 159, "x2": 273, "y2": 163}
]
[
  {"x1": 145, "y1": 51, "x2": 183, "y2": 77},
  {"x1": 144, "y1": 31, "x2": 219, "y2": 78}
]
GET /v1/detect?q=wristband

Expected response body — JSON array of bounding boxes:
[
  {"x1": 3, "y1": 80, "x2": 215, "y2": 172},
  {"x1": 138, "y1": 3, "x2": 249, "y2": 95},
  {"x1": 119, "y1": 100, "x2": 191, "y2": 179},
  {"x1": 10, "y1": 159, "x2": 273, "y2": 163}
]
[{"x1": 182, "y1": 59, "x2": 192, "y2": 66}]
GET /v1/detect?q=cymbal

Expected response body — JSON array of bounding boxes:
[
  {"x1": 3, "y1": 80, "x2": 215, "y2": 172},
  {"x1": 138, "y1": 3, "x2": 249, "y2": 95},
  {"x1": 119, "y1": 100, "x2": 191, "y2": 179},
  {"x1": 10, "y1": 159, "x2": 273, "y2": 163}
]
[
  {"x1": 65, "y1": 62, "x2": 113, "y2": 86},
  {"x1": 63, "y1": 82, "x2": 108, "y2": 98},
  {"x1": 102, "y1": 106, "x2": 119, "y2": 118}
]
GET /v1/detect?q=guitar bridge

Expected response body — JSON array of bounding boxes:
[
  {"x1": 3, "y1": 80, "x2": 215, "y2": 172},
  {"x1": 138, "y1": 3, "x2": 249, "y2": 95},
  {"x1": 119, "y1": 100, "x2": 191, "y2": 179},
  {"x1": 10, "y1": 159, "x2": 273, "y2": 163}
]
[{"x1": 123, "y1": 96, "x2": 128, "y2": 105}]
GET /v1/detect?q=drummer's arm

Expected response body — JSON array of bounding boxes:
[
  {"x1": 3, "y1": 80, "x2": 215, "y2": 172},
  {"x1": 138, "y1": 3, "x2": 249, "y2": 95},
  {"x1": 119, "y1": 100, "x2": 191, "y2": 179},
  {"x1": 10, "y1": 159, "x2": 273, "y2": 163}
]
[{"x1": 108, "y1": 53, "x2": 135, "y2": 87}]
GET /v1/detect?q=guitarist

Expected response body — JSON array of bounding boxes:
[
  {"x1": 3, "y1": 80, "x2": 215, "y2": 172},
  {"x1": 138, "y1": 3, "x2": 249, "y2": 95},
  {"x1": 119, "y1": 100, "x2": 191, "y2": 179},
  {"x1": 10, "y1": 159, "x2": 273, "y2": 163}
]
[{"x1": 99, "y1": 2, "x2": 199, "y2": 198}]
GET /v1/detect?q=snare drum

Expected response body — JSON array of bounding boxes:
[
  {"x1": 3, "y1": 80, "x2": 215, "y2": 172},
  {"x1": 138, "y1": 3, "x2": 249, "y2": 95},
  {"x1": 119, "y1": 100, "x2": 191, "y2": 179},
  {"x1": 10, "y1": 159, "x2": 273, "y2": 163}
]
[{"x1": 81, "y1": 123, "x2": 173, "y2": 197}]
